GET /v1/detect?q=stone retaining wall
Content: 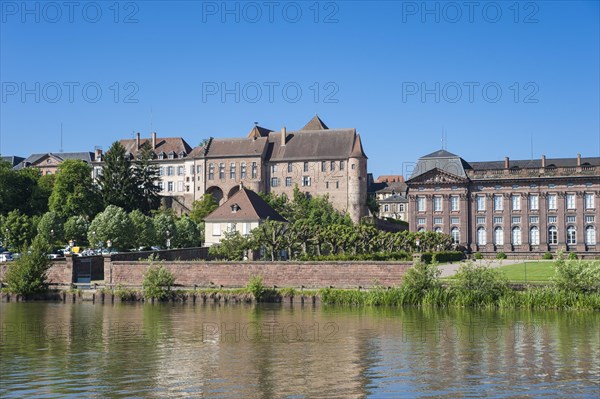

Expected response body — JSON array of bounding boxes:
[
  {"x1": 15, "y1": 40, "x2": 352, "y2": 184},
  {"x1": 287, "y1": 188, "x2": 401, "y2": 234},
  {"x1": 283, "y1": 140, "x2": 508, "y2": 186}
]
[{"x1": 105, "y1": 261, "x2": 412, "y2": 289}]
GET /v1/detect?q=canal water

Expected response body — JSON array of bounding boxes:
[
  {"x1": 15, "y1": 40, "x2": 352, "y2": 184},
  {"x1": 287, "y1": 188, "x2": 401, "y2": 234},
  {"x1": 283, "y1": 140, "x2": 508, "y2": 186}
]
[{"x1": 1, "y1": 302, "x2": 598, "y2": 398}]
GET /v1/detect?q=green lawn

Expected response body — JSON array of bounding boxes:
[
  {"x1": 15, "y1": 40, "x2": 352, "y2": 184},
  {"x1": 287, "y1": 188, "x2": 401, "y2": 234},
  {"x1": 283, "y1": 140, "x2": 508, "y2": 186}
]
[{"x1": 497, "y1": 261, "x2": 556, "y2": 283}]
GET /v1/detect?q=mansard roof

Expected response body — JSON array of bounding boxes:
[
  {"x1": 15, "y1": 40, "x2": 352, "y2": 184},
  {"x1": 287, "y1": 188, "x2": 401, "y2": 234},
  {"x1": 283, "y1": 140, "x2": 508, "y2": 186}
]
[
  {"x1": 14, "y1": 152, "x2": 95, "y2": 170},
  {"x1": 204, "y1": 188, "x2": 287, "y2": 223},
  {"x1": 408, "y1": 149, "x2": 470, "y2": 181}
]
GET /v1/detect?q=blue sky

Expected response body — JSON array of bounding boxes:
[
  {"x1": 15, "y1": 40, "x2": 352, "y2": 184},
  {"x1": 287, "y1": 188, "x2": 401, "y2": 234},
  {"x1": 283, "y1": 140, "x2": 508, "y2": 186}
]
[{"x1": 1, "y1": 0, "x2": 599, "y2": 177}]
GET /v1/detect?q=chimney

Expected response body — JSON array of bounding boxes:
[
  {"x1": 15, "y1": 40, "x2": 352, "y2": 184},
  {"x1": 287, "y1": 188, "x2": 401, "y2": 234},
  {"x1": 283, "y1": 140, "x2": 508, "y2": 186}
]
[
  {"x1": 504, "y1": 156, "x2": 509, "y2": 169},
  {"x1": 281, "y1": 127, "x2": 286, "y2": 146},
  {"x1": 136, "y1": 132, "x2": 141, "y2": 149},
  {"x1": 541, "y1": 155, "x2": 546, "y2": 168},
  {"x1": 577, "y1": 153, "x2": 581, "y2": 166},
  {"x1": 151, "y1": 132, "x2": 157, "y2": 149}
]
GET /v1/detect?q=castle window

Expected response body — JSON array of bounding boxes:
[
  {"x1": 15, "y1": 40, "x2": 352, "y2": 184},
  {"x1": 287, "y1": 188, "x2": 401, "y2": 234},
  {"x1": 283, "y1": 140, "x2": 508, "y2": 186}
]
[
  {"x1": 512, "y1": 216, "x2": 521, "y2": 224},
  {"x1": 512, "y1": 227, "x2": 522, "y2": 245},
  {"x1": 252, "y1": 162, "x2": 257, "y2": 179},
  {"x1": 287, "y1": 163, "x2": 292, "y2": 173},
  {"x1": 304, "y1": 162, "x2": 309, "y2": 172},
  {"x1": 493, "y1": 195, "x2": 503, "y2": 211},
  {"x1": 330, "y1": 161, "x2": 335, "y2": 171},
  {"x1": 585, "y1": 193, "x2": 595, "y2": 209},
  {"x1": 417, "y1": 196, "x2": 426, "y2": 212},
  {"x1": 586, "y1": 226, "x2": 596, "y2": 245},
  {"x1": 566, "y1": 194, "x2": 576, "y2": 209},
  {"x1": 529, "y1": 195, "x2": 539, "y2": 210},
  {"x1": 351, "y1": 164, "x2": 356, "y2": 170},
  {"x1": 451, "y1": 227, "x2": 460, "y2": 244},
  {"x1": 530, "y1": 226, "x2": 540, "y2": 245},
  {"x1": 302, "y1": 176, "x2": 311, "y2": 186},
  {"x1": 433, "y1": 217, "x2": 442, "y2": 225},
  {"x1": 271, "y1": 164, "x2": 277, "y2": 173},
  {"x1": 384, "y1": 204, "x2": 389, "y2": 212},
  {"x1": 230, "y1": 162, "x2": 236, "y2": 180},
  {"x1": 271, "y1": 177, "x2": 279, "y2": 187},
  {"x1": 177, "y1": 166, "x2": 184, "y2": 176},
  {"x1": 285, "y1": 177, "x2": 292, "y2": 187},
  {"x1": 219, "y1": 163, "x2": 225, "y2": 179},
  {"x1": 548, "y1": 226, "x2": 558, "y2": 245},
  {"x1": 494, "y1": 227, "x2": 504, "y2": 245},
  {"x1": 476, "y1": 195, "x2": 486, "y2": 211},
  {"x1": 477, "y1": 227, "x2": 486, "y2": 245},
  {"x1": 566, "y1": 215, "x2": 576, "y2": 223},
  {"x1": 208, "y1": 164, "x2": 214, "y2": 180},
  {"x1": 548, "y1": 216, "x2": 557, "y2": 224},
  {"x1": 321, "y1": 161, "x2": 326, "y2": 172},
  {"x1": 530, "y1": 216, "x2": 539, "y2": 224},
  {"x1": 493, "y1": 217, "x2": 503, "y2": 224},
  {"x1": 450, "y1": 196, "x2": 459, "y2": 211},
  {"x1": 241, "y1": 162, "x2": 246, "y2": 179},
  {"x1": 417, "y1": 218, "x2": 425, "y2": 225},
  {"x1": 567, "y1": 226, "x2": 576, "y2": 245},
  {"x1": 433, "y1": 196, "x2": 442, "y2": 212},
  {"x1": 336, "y1": 181, "x2": 339, "y2": 189},
  {"x1": 548, "y1": 194, "x2": 557, "y2": 210},
  {"x1": 167, "y1": 166, "x2": 174, "y2": 176},
  {"x1": 340, "y1": 160, "x2": 345, "y2": 170},
  {"x1": 167, "y1": 182, "x2": 174, "y2": 192},
  {"x1": 159, "y1": 167, "x2": 164, "y2": 176},
  {"x1": 511, "y1": 195, "x2": 521, "y2": 211}
]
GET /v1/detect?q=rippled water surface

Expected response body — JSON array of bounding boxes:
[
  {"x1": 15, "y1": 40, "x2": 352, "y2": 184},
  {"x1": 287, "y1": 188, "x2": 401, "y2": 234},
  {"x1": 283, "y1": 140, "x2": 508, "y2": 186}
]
[{"x1": 1, "y1": 302, "x2": 599, "y2": 398}]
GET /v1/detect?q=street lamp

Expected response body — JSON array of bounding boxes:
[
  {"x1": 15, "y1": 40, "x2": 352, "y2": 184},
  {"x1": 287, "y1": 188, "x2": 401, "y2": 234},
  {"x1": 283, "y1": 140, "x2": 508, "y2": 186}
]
[
  {"x1": 92, "y1": 231, "x2": 97, "y2": 250},
  {"x1": 166, "y1": 230, "x2": 171, "y2": 250},
  {"x1": 415, "y1": 238, "x2": 421, "y2": 253}
]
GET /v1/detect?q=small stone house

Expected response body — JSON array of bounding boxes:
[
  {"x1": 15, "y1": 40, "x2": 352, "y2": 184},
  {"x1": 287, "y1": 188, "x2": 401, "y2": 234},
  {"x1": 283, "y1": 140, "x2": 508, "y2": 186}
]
[{"x1": 203, "y1": 187, "x2": 287, "y2": 246}]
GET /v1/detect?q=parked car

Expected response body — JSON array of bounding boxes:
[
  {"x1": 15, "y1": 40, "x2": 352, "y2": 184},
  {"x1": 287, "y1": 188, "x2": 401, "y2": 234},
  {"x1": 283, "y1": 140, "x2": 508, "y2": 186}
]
[{"x1": 0, "y1": 252, "x2": 14, "y2": 262}]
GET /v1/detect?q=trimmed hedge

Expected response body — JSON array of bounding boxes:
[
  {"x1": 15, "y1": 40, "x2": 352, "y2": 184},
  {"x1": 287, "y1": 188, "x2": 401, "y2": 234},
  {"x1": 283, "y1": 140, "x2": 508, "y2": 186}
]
[
  {"x1": 420, "y1": 251, "x2": 465, "y2": 264},
  {"x1": 298, "y1": 251, "x2": 411, "y2": 262}
]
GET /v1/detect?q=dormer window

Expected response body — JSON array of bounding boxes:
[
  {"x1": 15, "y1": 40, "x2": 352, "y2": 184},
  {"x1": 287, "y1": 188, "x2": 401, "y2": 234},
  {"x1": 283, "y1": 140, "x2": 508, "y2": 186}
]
[
  {"x1": 231, "y1": 204, "x2": 240, "y2": 213},
  {"x1": 168, "y1": 152, "x2": 175, "y2": 159},
  {"x1": 158, "y1": 152, "x2": 165, "y2": 160},
  {"x1": 179, "y1": 151, "x2": 186, "y2": 158}
]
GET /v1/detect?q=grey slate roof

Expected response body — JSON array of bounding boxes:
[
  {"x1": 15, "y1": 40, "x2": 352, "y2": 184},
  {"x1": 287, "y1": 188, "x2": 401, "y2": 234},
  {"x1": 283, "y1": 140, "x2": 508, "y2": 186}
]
[
  {"x1": 1, "y1": 156, "x2": 24, "y2": 167},
  {"x1": 470, "y1": 157, "x2": 600, "y2": 170},
  {"x1": 409, "y1": 149, "x2": 471, "y2": 180},
  {"x1": 301, "y1": 115, "x2": 329, "y2": 130},
  {"x1": 204, "y1": 188, "x2": 287, "y2": 223},
  {"x1": 267, "y1": 129, "x2": 361, "y2": 161},
  {"x1": 379, "y1": 193, "x2": 408, "y2": 203},
  {"x1": 14, "y1": 152, "x2": 95, "y2": 170},
  {"x1": 120, "y1": 137, "x2": 192, "y2": 157},
  {"x1": 204, "y1": 137, "x2": 268, "y2": 158}
]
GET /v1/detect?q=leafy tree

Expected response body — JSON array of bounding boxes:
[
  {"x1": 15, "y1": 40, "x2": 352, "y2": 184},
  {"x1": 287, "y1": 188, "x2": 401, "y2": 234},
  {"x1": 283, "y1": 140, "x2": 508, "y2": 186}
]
[
  {"x1": 2, "y1": 210, "x2": 36, "y2": 251},
  {"x1": 189, "y1": 194, "x2": 219, "y2": 224},
  {"x1": 64, "y1": 216, "x2": 89, "y2": 247},
  {"x1": 553, "y1": 255, "x2": 600, "y2": 293},
  {"x1": 37, "y1": 211, "x2": 64, "y2": 247},
  {"x1": 87, "y1": 205, "x2": 132, "y2": 250},
  {"x1": 98, "y1": 141, "x2": 138, "y2": 212},
  {"x1": 153, "y1": 210, "x2": 177, "y2": 249},
  {"x1": 49, "y1": 159, "x2": 100, "y2": 219},
  {"x1": 3, "y1": 236, "x2": 51, "y2": 295},
  {"x1": 173, "y1": 215, "x2": 200, "y2": 248},
  {"x1": 129, "y1": 210, "x2": 156, "y2": 249},
  {"x1": 134, "y1": 141, "x2": 161, "y2": 214},
  {"x1": 0, "y1": 163, "x2": 38, "y2": 215},
  {"x1": 30, "y1": 173, "x2": 55, "y2": 215},
  {"x1": 208, "y1": 230, "x2": 250, "y2": 261},
  {"x1": 366, "y1": 195, "x2": 379, "y2": 216},
  {"x1": 453, "y1": 262, "x2": 509, "y2": 303},
  {"x1": 250, "y1": 219, "x2": 287, "y2": 261},
  {"x1": 402, "y1": 261, "x2": 441, "y2": 295}
]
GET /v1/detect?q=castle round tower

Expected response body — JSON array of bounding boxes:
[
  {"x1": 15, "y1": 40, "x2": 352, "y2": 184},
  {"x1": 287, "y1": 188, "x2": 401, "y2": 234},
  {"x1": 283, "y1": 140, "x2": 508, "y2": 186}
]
[{"x1": 348, "y1": 134, "x2": 368, "y2": 223}]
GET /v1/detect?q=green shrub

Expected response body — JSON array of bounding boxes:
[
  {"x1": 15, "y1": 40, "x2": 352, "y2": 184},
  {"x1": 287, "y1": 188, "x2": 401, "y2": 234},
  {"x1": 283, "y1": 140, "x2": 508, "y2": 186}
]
[
  {"x1": 142, "y1": 263, "x2": 175, "y2": 300},
  {"x1": 279, "y1": 287, "x2": 297, "y2": 297},
  {"x1": 208, "y1": 231, "x2": 250, "y2": 261},
  {"x1": 3, "y1": 236, "x2": 51, "y2": 296},
  {"x1": 496, "y1": 252, "x2": 507, "y2": 260},
  {"x1": 567, "y1": 252, "x2": 578, "y2": 260},
  {"x1": 552, "y1": 257, "x2": 600, "y2": 293},
  {"x1": 453, "y1": 262, "x2": 509, "y2": 305},
  {"x1": 473, "y1": 252, "x2": 483, "y2": 260},
  {"x1": 246, "y1": 275, "x2": 266, "y2": 300},
  {"x1": 402, "y1": 261, "x2": 441, "y2": 295},
  {"x1": 420, "y1": 251, "x2": 464, "y2": 264},
  {"x1": 114, "y1": 284, "x2": 138, "y2": 301},
  {"x1": 542, "y1": 252, "x2": 553, "y2": 260},
  {"x1": 298, "y1": 251, "x2": 411, "y2": 262}
]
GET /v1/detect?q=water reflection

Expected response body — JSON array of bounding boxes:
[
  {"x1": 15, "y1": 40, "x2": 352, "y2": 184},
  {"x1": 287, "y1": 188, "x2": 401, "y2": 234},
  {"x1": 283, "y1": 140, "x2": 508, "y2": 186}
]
[{"x1": 1, "y1": 302, "x2": 598, "y2": 398}]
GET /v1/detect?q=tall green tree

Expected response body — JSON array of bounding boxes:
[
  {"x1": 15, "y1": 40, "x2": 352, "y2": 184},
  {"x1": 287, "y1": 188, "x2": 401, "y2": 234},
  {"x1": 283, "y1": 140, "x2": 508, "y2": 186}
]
[
  {"x1": 173, "y1": 215, "x2": 200, "y2": 248},
  {"x1": 2, "y1": 210, "x2": 36, "y2": 251},
  {"x1": 250, "y1": 219, "x2": 287, "y2": 261},
  {"x1": 189, "y1": 194, "x2": 219, "y2": 223},
  {"x1": 37, "y1": 211, "x2": 65, "y2": 247},
  {"x1": 129, "y1": 210, "x2": 156, "y2": 248},
  {"x1": 134, "y1": 141, "x2": 161, "y2": 214},
  {"x1": 49, "y1": 159, "x2": 100, "y2": 219},
  {"x1": 3, "y1": 235, "x2": 52, "y2": 296},
  {"x1": 98, "y1": 141, "x2": 138, "y2": 212},
  {"x1": 0, "y1": 162, "x2": 39, "y2": 216},
  {"x1": 64, "y1": 215, "x2": 89, "y2": 247},
  {"x1": 153, "y1": 210, "x2": 177, "y2": 249},
  {"x1": 87, "y1": 205, "x2": 133, "y2": 250}
]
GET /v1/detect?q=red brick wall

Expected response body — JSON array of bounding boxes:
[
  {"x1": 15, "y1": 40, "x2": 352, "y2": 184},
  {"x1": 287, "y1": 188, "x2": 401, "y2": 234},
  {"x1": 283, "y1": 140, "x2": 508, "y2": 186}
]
[
  {"x1": 106, "y1": 261, "x2": 412, "y2": 289},
  {"x1": 0, "y1": 259, "x2": 73, "y2": 286}
]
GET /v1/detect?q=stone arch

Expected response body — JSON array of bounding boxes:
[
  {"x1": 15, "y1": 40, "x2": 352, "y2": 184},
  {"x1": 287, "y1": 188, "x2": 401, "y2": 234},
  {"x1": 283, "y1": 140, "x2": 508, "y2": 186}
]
[
  {"x1": 206, "y1": 186, "x2": 224, "y2": 205},
  {"x1": 227, "y1": 185, "x2": 240, "y2": 199}
]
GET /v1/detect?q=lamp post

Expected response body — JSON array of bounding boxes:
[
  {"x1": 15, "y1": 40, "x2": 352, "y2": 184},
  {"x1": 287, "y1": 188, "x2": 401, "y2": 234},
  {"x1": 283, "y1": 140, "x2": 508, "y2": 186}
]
[
  {"x1": 107, "y1": 240, "x2": 112, "y2": 253},
  {"x1": 166, "y1": 230, "x2": 171, "y2": 250},
  {"x1": 415, "y1": 238, "x2": 421, "y2": 253},
  {"x1": 5, "y1": 228, "x2": 8, "y2": 250}
]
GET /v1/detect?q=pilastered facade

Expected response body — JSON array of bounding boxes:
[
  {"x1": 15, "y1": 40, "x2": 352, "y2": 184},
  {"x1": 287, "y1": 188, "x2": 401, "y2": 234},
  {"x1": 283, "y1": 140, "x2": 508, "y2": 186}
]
[{"x1": 406, "y1": 150, "x2": 600, "y2": 256}]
